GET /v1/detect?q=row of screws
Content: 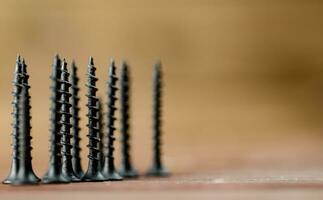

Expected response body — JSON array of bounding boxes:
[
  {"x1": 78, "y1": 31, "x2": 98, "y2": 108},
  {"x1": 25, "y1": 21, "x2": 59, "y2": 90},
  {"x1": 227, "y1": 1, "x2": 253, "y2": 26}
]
[{"x1": 4, "y1": 55, "x2": 169, "y2": 185}]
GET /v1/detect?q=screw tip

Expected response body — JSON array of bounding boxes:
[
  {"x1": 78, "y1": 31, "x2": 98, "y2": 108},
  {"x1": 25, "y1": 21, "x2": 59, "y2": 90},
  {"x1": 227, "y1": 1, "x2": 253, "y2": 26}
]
[
  {"x1": 109, "y1": 59, "x2": 116, "y2": 74},
  {"x1": 89, "y1": 56, "x2": 94, "y2": 65},
  {"x1": 87, "y1": 57, "x2": 96, "y2": 74},
  {"x1": 62, "y1": 58, "x2": 68, "y2": 70},
  {"x1": 54, "y1": 54, "x2": 60, "y2": 60},
  {"x1": 15, "y1": 55, "x2": 23, "y2": 73},
  {"x1": 154, "y1": 60, "x2": 162, "y2": 70},
  {"x1": 71, "y1": 60, "x2": 77, "y2": 75},
  {"x1": 21, "y1": 58, "x2": 27, "y2": 73},
  {"x1": 16, "y1": 54, "x2": 21, "y2": 62},
  {"x1": 110, "y1": 58, "x2": 115, "y2": 66},
  {"x1": 53, "y1": 54, "x2": 61, "y2": 67},
  {"x1": 121, "y1": 60, "x2": 128, "y2": 71}
]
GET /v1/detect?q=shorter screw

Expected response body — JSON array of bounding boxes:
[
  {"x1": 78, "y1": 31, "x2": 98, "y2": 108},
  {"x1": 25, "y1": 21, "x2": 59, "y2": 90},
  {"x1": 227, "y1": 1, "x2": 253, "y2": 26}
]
[
  {"x1": 147, "y1": 61, "x2": 169, "y2": 177},
  {"x1": 101, "y1": 60, "x2": 123, "y2": 181},
  {"x1": 119, "y1": 61, "x2": 138, "y2": 178}
]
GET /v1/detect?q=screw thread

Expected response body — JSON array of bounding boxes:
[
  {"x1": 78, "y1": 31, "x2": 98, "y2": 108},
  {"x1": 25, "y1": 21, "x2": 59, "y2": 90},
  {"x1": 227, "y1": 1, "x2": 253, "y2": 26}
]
[
  {"x1": 101, "y1": 60, "x2": 122, "y2": 181},
  {"x1": 83, "y1": 57, "x2": 105, "y2": 181},
  {"x1": 4, "y1": 55, "x2": 23, "y2": 183},
  {"x1": 14, "y1": 59, "x2": 40, "y2": 184},
  {"x1": 49, "y1": 55, "x2": 63, "y2": 166},
  {"x1": 42, "y1": 55, "x2": 68, "y2": 183},
  {"x1": 21, "y1": 59, "x2": 31, "y2": 129},
  {"x1": 70, "y1": 61, "x2": 83, "y2": 178},
  {"x1": 152, "y1": 62, "x2": 162, "y2": 168},
  {"x1": 11, "y1": 56, "x2": 24, "y2": 159},
  {"x1": 147, "y1": 61, "x2": 169, "y2": 176},
  {"x1": 120, "y1": 62, "x2": 130, "y2": 167},
  {"x1": 86, "y1": 58, "x2": 100, "y2": 161},
  {"x1": 18, "y1": 87, "x2": 31, "y2": 166},
  {"x1": 59, "y1": 60, "x2": 79, "y2": 181},
  {"x1": 105, "y1": 61, "x2": 118, "y2": 172},
  {"x1": 119, "y1": 61, "x2": 137, "y2": 178},
  {"x1": 98, "y1": 98, "x2": 105, "y2": 168}
]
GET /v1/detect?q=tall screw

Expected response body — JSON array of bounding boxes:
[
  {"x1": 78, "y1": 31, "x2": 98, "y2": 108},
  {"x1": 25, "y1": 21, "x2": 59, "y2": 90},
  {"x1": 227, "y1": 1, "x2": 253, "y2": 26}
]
[
  {"x1": 147, "y1": 61, "x2": 169, "y2": 177},
  {"x1": 70, "y1": 61, "x2": 84, "y2": 179},
  {"x1": 13, "y1": 59, "x2": 40, "y2": 185},
  {"x1": 98, "y1": 98, "x2": 105, "y2": 169},
  {"x1": 82, "y1": 57, "x2": 106, "y2": 181},
  {"x1": 42, "y1": 55, "x2": 69, "y2": 183},
  {"x1": 101, "y1": 60, "x2": 123, "y2": 181},
  {"x1": 3, "y1": 55, "x2": 23, "y2": 184},
  {"x1": 59, "y1": 60, "x2": 80, "y2": 182},
  {"x1": 119, "y1": 61, "x2": 138, "y2": 178}
]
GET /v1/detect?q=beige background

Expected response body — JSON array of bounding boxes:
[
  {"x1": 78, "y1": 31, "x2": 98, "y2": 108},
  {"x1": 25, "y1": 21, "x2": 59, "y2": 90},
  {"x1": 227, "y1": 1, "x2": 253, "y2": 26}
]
[{"x1": 1, "y1": 0, "x2": 323, "y2": 181}]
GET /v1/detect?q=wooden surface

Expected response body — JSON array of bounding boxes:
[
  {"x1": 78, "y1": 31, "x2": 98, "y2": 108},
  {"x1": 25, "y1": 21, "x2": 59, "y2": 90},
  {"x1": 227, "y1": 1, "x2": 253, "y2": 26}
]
[
  {"x1": 2, "y1": 170, "x2": 323, "y2": 199},
  {"x1": 1, "y1": 133, "x2": 323, "y2": 199}
]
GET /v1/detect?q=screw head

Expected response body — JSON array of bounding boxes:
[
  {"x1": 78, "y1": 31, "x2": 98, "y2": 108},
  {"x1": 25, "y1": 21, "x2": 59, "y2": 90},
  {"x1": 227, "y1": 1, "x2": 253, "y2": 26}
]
[
  {"x1": 11, "y1": 172, "x2": 40, "y2": 185},
  {"x1": 3, "y1": 162, "x2": 19, "y2": 184},
  {"x1": 102, "y1": 171, "x2": 123, "y2": 181},
  {"x1": 119, "y1": 166, "x2": 138, "y2": 178},
  {"x1": 42, "y1": 168, "x2": 70, "y2": 184},
  {"x1": 147, "y1": 165, "x2": 169, "y2": 177},
  {"x1": 82, "y1": 170, "x2": 106, "y2": 182}
]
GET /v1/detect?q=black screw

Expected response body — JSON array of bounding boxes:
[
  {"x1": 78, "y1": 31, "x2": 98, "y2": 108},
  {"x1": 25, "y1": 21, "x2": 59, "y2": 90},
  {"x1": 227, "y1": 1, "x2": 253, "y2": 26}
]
[
  {"x1": 101, "y1": 60, "x2": 123, "y2": 181},
  {"x1": 59, "y1": 60, "x2": 80, "y2": 182},
  {"x1": 12, "y1": 59, "x2": 40, "y2": 185},
  {"x1": 42, "y1": 55, "x2": 69, "y2": 183},
  {"x1": 3, "y1": 55, "x2": 23, "y2": 184},
  {"x1": 82, "y1": 57, "x2": 106, "y2": 181},
  {"x1": 147, "y1": 61, "x2": 169, "y2": 177},
  {"x1": 70, "y1": 61, "x2": 84, "y2": 179},
  {"x1": 98, "y1": 98, "x2": 105, "y2": 169},
  {"x1": 119, "y1": 61, "x2": 138, "y2": 178}
]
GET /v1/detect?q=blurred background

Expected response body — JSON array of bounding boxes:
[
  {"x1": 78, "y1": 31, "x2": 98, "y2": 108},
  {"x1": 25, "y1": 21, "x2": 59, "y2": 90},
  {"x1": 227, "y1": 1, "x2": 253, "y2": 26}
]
[{"x1": 1, "y1": 0, "x2": 323, "y2": 178}]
